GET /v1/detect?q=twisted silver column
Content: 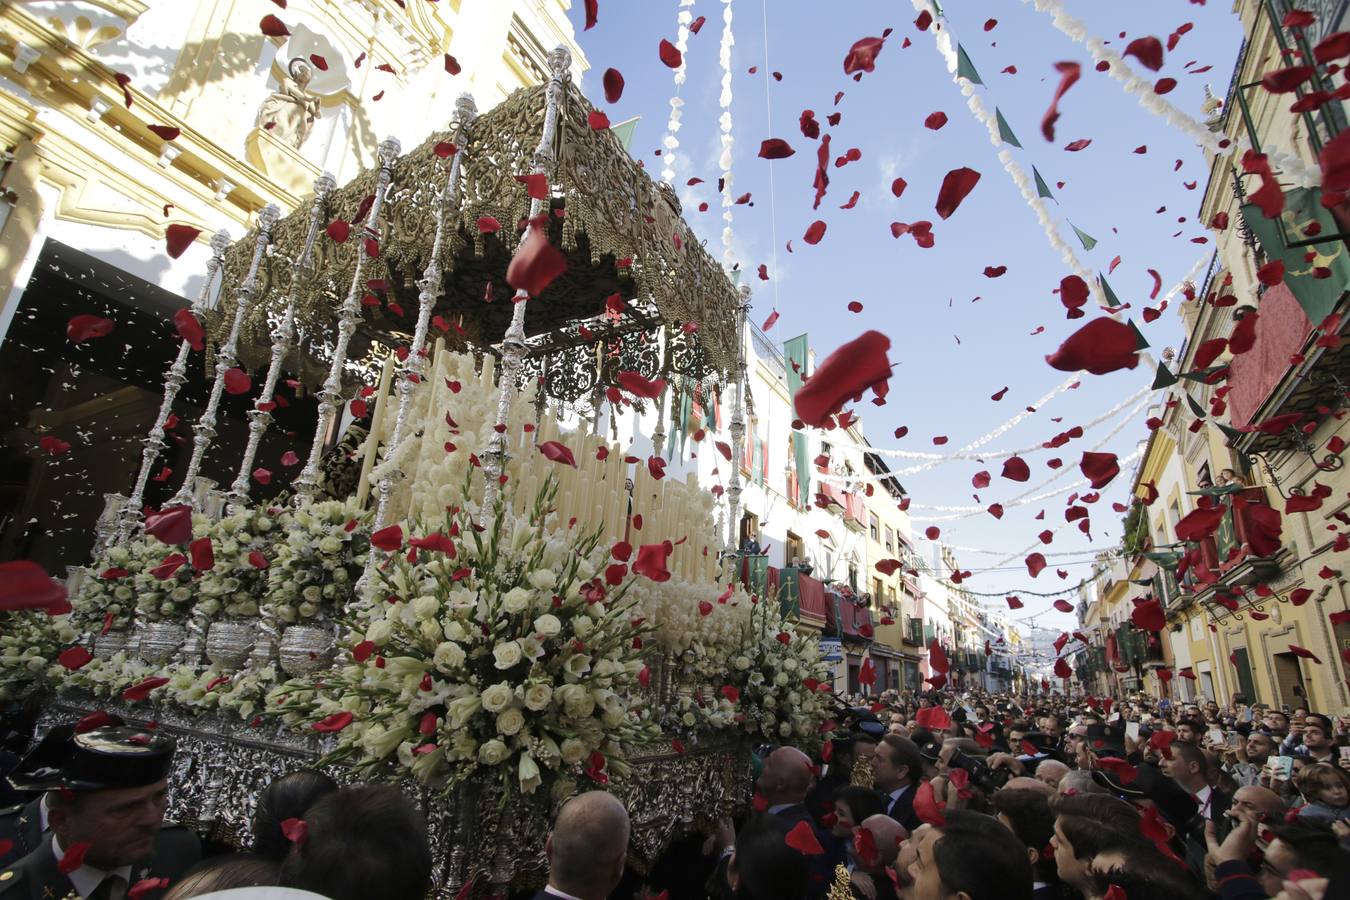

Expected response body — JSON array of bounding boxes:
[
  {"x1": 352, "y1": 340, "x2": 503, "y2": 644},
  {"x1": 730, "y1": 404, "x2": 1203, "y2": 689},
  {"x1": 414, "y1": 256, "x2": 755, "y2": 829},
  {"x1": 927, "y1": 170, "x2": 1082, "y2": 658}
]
[
  {"x1": 725, "y1": 283, "x2": 750, "y2": 551},
  {"x1": 171, "y1": 206, "x2": 282, "y2": 509},
  {"x1": 294, "y1": 137, "x2": 403, "y2": 504},
  {"x1": 482, "y1": 46, "x2": 572, "y2": 516},
  {"x1": 115, "y1": 230, "x2": 231, "y2": 539},
  {"x1": 227, "y1": 174, "x2": 337, "y2": 512}
]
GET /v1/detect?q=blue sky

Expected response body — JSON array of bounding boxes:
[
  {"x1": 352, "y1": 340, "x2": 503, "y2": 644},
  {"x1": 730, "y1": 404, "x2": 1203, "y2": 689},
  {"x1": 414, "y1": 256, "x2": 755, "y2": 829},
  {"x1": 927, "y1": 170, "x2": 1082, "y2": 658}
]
[{"x1": 565, "y1": 1, "x2": 1244, "y2": 629}]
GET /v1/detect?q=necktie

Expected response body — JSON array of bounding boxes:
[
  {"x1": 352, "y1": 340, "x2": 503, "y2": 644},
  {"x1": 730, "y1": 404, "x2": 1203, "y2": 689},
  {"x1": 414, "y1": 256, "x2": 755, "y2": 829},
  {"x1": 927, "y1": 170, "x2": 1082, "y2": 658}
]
[{"x1": 88, "y1": 873, "x2": 127, "y2": 900}]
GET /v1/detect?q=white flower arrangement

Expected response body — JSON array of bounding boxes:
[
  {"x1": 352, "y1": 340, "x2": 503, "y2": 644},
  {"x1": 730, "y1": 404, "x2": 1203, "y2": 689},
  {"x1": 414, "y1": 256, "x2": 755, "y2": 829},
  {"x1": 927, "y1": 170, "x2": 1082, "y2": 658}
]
[
  {"x1": 268, "y1": 477, "x2": 659, "y2": 796},
  {"x1": 0, "y1": 610, "x2": 77, "y2": 703},
  {"x1": 193, "y1": 506, "x2": 277, "y2": 619},
  {"x1": 266, "y1": 499, "x2": 371, "y2": 625}
]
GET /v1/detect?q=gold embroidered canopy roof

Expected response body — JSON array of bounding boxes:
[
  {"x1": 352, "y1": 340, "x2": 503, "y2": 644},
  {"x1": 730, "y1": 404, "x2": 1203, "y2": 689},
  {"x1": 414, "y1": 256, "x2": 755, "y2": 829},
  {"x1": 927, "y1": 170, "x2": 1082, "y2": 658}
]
[{"x1": 213, "y1": 79, "x2": 740, "y2": 390}]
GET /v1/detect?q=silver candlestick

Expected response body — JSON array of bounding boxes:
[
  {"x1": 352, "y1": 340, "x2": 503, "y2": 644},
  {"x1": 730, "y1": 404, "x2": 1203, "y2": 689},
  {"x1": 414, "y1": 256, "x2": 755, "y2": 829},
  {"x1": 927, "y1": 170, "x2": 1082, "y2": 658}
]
[
  {"x1": 725, "y1": 283, "x2": 750, "y2": 552},
  {"x1": 294, "y1": 137, "x2": 403, "y2": 504},
  {"x1": 226, "y1": 173, "x2": 337, "y2": 512},
  {"x1": 482, "y1": 46, "x2": 571, "y2": 517},
  {"x1": 171, "y1": 206, "x2": 282, "y2": 509},
  {"x1": 117, "y1": 230, "x2": 232, "y2": 537}
]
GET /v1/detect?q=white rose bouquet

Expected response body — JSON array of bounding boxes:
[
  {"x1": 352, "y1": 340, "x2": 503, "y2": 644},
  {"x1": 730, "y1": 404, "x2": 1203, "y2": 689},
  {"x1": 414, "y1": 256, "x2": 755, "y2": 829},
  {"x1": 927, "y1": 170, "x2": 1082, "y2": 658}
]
[
  {"x1": 193, "y1": 506, "x2": 278, "y2": 619},
  {"x1": 266, "y1": 499, "x2": 371, "y2": 624},
  {"x1": 269, "y1": 477, "x2": 659, "y2": 797},
  {"x1": 0, "y1": 610, "x2": 78, "y2": 702}
]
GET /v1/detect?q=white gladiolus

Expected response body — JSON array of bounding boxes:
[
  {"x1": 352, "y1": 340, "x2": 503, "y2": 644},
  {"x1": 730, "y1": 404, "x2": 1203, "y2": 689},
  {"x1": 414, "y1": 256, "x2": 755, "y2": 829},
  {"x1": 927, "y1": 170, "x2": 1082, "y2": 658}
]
[
  {"x1": 448, "y1": 695, "x2": 482, "y2": 728},
  {"x1": 527, "y1": 570, "x2": 556, "y2": 591},
  {"x1": 411, "y1": 595, "x2": 439, "y2": 620},
  {"x1": 519, "y1": 752, "x2": 542, "y2": 793}
]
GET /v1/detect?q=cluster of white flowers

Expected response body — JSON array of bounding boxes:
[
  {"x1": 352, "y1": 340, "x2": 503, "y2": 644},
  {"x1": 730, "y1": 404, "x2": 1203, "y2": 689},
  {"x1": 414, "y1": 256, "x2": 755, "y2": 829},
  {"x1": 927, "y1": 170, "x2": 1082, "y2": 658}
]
[
  {"x1": 0, "y1": 610, "x2": 77, "y2": 703},
  {"x1": 626, "y1": 578, "x2": 753, "y2": 655},
  {"x1": 722, "y1": 599, "x2": 834, "y2": 748},
  {"x1": 193, "y1": 507, "x2": 277, "y2": 619},
  {"x1": 269, "y1": 480, "x2": 658, "y2": 796},
  {"x1": 76, "y1": 516, "x2": 214, "y2": 625},
  {"x1": 267, "y1": 498, "x2": 371, "y2": 624}
]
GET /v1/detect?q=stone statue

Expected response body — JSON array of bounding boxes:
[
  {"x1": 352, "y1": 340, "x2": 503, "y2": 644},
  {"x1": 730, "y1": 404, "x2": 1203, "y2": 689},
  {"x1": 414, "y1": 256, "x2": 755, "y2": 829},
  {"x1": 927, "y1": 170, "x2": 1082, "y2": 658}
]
[{"x1": 256, "y1": 57, "x2": 321, "y2": 150}]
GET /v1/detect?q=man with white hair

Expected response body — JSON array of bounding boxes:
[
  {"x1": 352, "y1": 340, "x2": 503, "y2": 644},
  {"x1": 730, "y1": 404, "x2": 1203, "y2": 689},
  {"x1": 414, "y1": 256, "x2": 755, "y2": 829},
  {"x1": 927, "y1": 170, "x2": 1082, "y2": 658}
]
[{"x1": 1034, "y1": 760, "x2": 1070, "y2": 790}]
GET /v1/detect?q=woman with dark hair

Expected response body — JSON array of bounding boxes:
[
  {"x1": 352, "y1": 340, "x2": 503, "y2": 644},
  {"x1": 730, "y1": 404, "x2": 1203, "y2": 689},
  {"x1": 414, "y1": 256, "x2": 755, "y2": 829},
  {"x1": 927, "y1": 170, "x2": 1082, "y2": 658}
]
[
  {"x1": 991, "y1": 789, "x2": 1066, "y2": 900},
  {"x1": 252, "y1": 769, "x2": 339, "y2": 860},
  {"x1": 831, "y1": 785, "x2": 888, "y2": 844},
  {"x1": 162, "y1": 854, "x2": 280, "y2": 899},
  {"x1": 720, "y1": 814, "x2": 810, "y2": 900}
]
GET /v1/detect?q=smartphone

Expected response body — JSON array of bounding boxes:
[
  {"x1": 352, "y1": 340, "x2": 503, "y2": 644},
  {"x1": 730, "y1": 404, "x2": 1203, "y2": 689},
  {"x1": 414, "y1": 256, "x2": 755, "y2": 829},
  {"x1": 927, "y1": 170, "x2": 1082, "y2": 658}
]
[
  {"x1": 1240, "y1": 707, "x2": 1254, "y2": 723},
  {"x1": 1126, "y1": 721, "x2": 1141, "y2": 742},
  {"x1": 1340, "y1": 747, "x2": 1350, "y2": 762},
  {"x1": 1268, "y1": 756, "x2": 1294, "y2": 781},
  {"x1": 1228, "y1": 732, "x2": 1241, "y2": 748},
  {"x1": 1208, "y1": 728, "x2": 1225, "y2": 745}
]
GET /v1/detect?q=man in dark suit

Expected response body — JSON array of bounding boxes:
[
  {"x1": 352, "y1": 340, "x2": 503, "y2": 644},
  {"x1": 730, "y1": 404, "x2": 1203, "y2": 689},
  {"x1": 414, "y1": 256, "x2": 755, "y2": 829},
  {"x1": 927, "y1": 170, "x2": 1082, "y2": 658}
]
[
  {"x1": 871, "y1": 735, "x2": 924, "y2": 832},
  {"x1": 534, "y1": 791, "x2": 630, "y2": 900},
  {"x1": 754, "y1": 746, "x2": 840, "y2": 899},
  {"x1": 0, "y1": 723, "x2": 199, "y2": 900}
]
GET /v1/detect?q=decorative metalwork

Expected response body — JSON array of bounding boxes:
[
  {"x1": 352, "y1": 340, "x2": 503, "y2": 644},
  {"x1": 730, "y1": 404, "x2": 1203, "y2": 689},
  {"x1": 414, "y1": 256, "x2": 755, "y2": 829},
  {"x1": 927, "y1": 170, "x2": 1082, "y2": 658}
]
[
  {"x1": 205, "y1": 620, "x2": 256, "y2": 671},
  {"x1": 295, "y1": 137, "x2": 402, "y2": 504},
  {"x1": 227, "y1": 173, "x2": 337, "y2": 512},
  {"x1": 725, "y1": 284, "x2": 750, "y2": 551},
  {"x1": 138, "y1": 622, "x2": 186, "y2": 664},
  {"x1": 542, "y1": 346, "x2": 599, "y2": 404},
  {"x1": 669, "y1": 323, "x2": 716, "y2": 381},
  {"x1": 483, "y1": 47, "x2": 572, "y2": 515},
  {"x1": 172, "y1": 208, "x2": 281, "y2": 510},
  {"x1": 118, "y1": 229, "x2": 231, "y2": 536},
  {"x1": 278, "y1": 624, "x2": 337, "y2": 676}
]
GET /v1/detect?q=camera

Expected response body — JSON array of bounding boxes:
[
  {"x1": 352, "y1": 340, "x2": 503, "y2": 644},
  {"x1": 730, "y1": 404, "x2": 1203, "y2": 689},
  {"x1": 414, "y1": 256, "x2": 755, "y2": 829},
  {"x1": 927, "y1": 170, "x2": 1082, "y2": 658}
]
[{"x1": 924, "y1": 742, "x2": 1012, "y2": 793}]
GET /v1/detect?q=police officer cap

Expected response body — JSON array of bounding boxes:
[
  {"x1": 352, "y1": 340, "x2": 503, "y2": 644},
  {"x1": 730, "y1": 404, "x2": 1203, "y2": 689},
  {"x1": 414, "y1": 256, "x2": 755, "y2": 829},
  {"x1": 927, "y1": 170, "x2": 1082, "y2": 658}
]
[{"x1": 7, "y1": 723, "x2": 175, "y2": 792}]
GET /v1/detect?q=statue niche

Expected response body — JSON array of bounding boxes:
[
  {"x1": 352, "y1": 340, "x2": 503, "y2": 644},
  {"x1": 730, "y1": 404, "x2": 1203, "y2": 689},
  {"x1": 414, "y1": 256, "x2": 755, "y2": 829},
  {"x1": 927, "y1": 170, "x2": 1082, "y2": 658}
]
[{"x1": 255, "y1": 57, "x2": 322, "y2": 150}]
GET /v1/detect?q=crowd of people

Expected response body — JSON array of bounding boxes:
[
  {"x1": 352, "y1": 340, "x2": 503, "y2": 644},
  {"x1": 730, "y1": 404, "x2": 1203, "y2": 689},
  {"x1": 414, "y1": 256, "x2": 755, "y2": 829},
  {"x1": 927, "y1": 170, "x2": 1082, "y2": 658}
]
[{"x1": 0, "y1": 691, "x2": 1347, "y2": 900}]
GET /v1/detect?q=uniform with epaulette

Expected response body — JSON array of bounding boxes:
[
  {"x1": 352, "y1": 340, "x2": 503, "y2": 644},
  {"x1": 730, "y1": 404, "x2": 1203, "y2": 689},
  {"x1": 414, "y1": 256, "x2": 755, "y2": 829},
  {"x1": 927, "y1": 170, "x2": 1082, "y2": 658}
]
[
  {"x1": 0, "y1": 797, "x2": 43, "y2": 869},
  {"x1": 0, "y1": 723, "x2": 200, "y2": 899}
]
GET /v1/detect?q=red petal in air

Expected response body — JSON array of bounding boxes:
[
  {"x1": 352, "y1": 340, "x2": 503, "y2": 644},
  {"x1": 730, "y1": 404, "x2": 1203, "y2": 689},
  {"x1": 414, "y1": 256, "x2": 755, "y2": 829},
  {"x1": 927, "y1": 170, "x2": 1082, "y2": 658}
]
[
  {"x1": 935, "y1": 167, "x2": 981, "y2": 219},
  {"x1": 793, "y1": 331, "x2": 892, "y2": 427}
]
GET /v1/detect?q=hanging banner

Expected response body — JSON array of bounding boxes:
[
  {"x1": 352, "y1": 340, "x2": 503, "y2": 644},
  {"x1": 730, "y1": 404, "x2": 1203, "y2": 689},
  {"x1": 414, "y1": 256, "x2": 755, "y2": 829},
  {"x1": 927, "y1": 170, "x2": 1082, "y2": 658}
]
[
  {"x1": 1242, "y1": 187, "x2": 1350, "y2": 326},
  {"x1": 784, "y1": 333, "x2": 811, "y2": 508}
]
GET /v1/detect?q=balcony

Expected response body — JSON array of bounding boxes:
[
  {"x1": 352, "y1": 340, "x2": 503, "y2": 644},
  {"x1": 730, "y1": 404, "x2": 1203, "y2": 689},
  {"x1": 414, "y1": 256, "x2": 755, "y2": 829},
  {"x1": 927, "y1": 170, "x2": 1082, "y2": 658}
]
[
  {"x1": 903, "y1": 617, "x2": 923, "y2": 646},
  {"x1": 826, "y1": 588, "x2": 874, "y2": 641}
]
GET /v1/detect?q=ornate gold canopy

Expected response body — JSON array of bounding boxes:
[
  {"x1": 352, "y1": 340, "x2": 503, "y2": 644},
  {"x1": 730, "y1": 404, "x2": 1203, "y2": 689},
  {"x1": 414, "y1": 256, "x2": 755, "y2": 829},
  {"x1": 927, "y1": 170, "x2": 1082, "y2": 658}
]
[{"x1": 213, "y1": 78, "x2": 740, "y2": 392}]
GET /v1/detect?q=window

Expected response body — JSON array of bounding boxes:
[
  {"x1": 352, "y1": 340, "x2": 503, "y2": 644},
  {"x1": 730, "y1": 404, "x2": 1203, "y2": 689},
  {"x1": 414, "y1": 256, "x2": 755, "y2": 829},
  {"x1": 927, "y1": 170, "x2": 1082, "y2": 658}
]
[
  {"x1": 884, "y1": 526, "x2": 894, "y2": 553},
  {"x1": 869, "y1": 514, "x2": 879, "y2": 541},
  {"x1": 786, "y1": 531, "x2": 805, "y2": 567},
  {"x1": 872, "y1": 577, "x2": 883, "y2": 605}
]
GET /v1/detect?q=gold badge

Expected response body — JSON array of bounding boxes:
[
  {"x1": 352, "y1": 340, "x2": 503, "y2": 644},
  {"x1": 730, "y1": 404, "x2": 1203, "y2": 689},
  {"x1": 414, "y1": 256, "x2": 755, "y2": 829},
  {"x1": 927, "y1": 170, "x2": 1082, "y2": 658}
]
[{"x1": 0, "y1": 870, "x2": 12, "y2": 880}]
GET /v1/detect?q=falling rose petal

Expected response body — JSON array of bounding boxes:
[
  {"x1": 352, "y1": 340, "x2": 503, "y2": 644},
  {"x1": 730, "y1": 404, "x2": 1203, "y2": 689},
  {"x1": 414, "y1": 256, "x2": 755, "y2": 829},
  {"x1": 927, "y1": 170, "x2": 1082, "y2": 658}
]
[
  {"x1": 844, "y1": 35, "x2": 886, "y2": 75},
  {"x1": 1064, "y1": 139, "x2": 1092, "y2": 152},
  {"x1": 433, "y1": 142, "x2": 457, "y2": 158},
  {"x1": 308, "y1": 54, "x2": 328, "y2": 71},
  {"x1": 584, "y1": 0, "x2": 598, "y2": 30},
  {"x1": 1124, "y1": 36, "x2": 1165, "y2": 71},
  {"x1": 325, "y1": 220, "x2": 351, "y2": 243},
  {"x1": 762, "y1": 310, "x2": 780, "y2": 330},
  {"x1": 1046, "y1": 317, "x2": 1141, "y2": 375},
  {"x1": 891, "y1": 177, "x2": 907, "y2": 198},
  {"x1": 847, "y1": 300, "x2": 863, "y2": 313},
  {"x1": 1154, "y1": 77, "x2": 1177, "y2": 95},
  {"x1": 793, "y1": 331, "x2": 892, "y2": 427},
  {"x1": 144, "y1": 505, "x2": 192, "y2": 545},
  {"x1": 506, "y1": 216, "x2": 567, "y2": 297},
  {"x1": 759, "y1": 138, "x2": 796, "y2": 159},
  {"x1": 617, "y1": 371, "x2": 666, "y2": 399},
  {"x1": 174, "y1": 308, "x2": 205, "y2": 351},
  {"x1": 370, "y1": 524, "x2": 404, "y2": 552},
  {"x1": 57, "y1": 842, "x2": 91, "y2": 874},
  {"x1": 1079, "y1": 451, "x2": 1120, "y2": 488},
  {"x1": 259, "y1": 14, "x2": 290, "y2": 37},
  {"x1": 924, "y1": 111, "x2": 948, "y2": 130},
  {"x1": 476, "y1": 216, "x2": 501, "y2": 234},
  {"x1": 223, "y1": 367, "x2": 252, "y2": 395},
  {"x1": 935, "y1": 167, "x2": 981, "y2": 219},
  {"x1": 803, "y1": 220, "x2": 827, "y2": 244},
  {"x1": 165, "y1": 223, "x2": 201, "y2": 259},
  {"x1": 1262, "y1": 64, "x2": 1315, "y2": 94},
  {"x1": 443, "y1": 53, "x2": 462, "y2": 75},
  {"x1": 67, "y1": 314, "x2": 114, "y2": 343},
  {"x1": 928, "y1": 639, "x2": 950, "y2": 673},
  {"x1": 634, "y1": 542, "x2": 673, "y2": 582},
  {"x1": 1042, "y1": 61, "x2": 1082, "y2": 141},
  {"x1": 603, "y1": 68, "x2": 625, "y2": 103},
  {"x1": 659, "y1": 38, "x2": 683, "y2": 69},
  {"x1": 147, "y1": 124, "x2": 180, "y2": 141},
  {"x1": 1002, "y1": 456, "x2": 1030, "y2": 482},
  {"x1": 1060, "y1": 275, "x2": 1089, "y2": 315},
  {"x1": 38, "y1": 435, "x2": 71, "y2": 456},
  {"x1": 984, "y1": 266, "x2": 1007, "y2": 278},
  {"x1": 121, "y1": 677, "x2": 170, "y2": 703},
  {"x1": 313, "y1": 711, "x2": 355, "y2": 732},
  {"x1": 1131, "y1": 599, "x2": 1166, "y2": 631},
  {"x1": 0, "y1": 561, "x2": 69, "y2": 613},
  {"x1": 587, "y1": 110, "x2": 611, "y2": 130},
  {"x1": 538, "y1": 441, "x2": 577, "y2": 467},
  {"x1": 785, "y1": 820, "x2": 825, "y2": 856}
]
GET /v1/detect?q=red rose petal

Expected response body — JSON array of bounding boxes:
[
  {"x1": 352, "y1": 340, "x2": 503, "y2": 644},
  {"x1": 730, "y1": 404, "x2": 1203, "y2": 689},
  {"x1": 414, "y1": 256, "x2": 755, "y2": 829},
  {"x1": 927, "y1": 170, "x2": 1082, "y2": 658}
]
[{"x1": 935, "y1": 167, "x2": 981, "y2": 219}]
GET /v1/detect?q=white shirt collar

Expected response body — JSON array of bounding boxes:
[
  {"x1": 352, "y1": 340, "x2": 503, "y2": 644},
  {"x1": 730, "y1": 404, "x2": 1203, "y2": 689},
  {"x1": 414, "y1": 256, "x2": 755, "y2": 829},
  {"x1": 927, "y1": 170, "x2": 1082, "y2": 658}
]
[
  {"x1": 38, "y1": 794, "x2": 50, "y2": 833},
  {"x1": 767, "y1": 802, "x2": 802, "y2": 815},
  {"x1": 543, "y1": 887, "x2": 587, "y2": 900},
  {"x1": 889, "y1": 784, "x2": 911, "y2": 802},
  {"x1": 52, "y1": 834, "x2": 133, "y2": 898}
]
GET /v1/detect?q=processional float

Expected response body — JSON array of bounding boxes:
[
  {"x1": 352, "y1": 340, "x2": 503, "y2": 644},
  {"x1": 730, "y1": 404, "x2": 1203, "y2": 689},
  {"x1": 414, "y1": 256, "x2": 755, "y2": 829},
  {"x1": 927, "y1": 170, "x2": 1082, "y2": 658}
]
[{"x1": 14, "y1": 47, "x2": 834, "y2": 897}]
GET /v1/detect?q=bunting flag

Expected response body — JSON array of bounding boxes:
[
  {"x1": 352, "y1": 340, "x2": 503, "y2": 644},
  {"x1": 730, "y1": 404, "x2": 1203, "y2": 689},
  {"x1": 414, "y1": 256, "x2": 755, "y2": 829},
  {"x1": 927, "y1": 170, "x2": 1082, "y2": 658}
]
[
  {"x1": 1069, "y1": 221, "x2": 1097, "y2": 251},
  {"x1": 1185, "y1": 393, "x2": 1207, "y2": 420},
  {"x1": 955, "y1": 43, "x2": 984, "y2": 85},
  {"x1": 1033, "y1": 166, "x2": 1055, "y2": 201},
  {"x1": 1098, "y1": 274, "x2": 1122, "y2": 308},
  {"x1": 995, "y1": 107, "x2": 1022, "y2": 148},
  {"x1": 1151, "y1": 363, "x2": 1178, "y2": 390},
  {"x1": 1129, "y1": 321, "x2": 1150, "y2": 351},
  {"x1": 784, "y1": 334, "x2": 811, "y2": 508}
]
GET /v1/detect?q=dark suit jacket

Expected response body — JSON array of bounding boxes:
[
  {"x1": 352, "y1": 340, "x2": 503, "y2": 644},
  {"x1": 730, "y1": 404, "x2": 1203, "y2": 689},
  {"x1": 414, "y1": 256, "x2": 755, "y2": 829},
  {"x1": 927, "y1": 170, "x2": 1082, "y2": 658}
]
[
  {"x1": 0, "y1": 828, "x2": 199, "y2": 900},
  {"x1": 884, "y1": 785, "x2": 920, "y2": 833},
  {"x1": 772, "y1": 803, "x2": 842, "y2": 900},
  {"x1": 0, "y1": 800, "x2": 41, "y2": 870}
]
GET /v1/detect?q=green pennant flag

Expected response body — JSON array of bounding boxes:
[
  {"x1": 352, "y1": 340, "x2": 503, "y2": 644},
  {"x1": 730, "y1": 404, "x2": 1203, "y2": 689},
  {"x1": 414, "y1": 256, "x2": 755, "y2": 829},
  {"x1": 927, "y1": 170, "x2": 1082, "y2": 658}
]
[
  {"x1": 1033, "y1": 166, "x2": 1055, "y2": 200},
  {"x1": 1151, "y1": 362, "x2": 1178, "y2": 390},
  {"x1": 784, "y1": 334, "x2": 811, "y2": 509},
  {"x1": 1129, "y1": 320, "x2": 1150, "y2": 351},
  {"x1": 994, "y1": 108, "x2": 1022, "y2": 148},
  {"x1": 1178, "y1": 366, "x2": 1226, "y2": 383},
  {"x1": 1186, "y1": 392, "x2": 1207, "y2": 420},
  {"x1": 1099, "y1": 275, "x2": 1122, "y2": 308},
  {"x1": 956, "y1": 44, "x2": 984, "y2": 85},
  {"x1": 1070, "y1": 221, "x2": 1097, "y2": 251}
]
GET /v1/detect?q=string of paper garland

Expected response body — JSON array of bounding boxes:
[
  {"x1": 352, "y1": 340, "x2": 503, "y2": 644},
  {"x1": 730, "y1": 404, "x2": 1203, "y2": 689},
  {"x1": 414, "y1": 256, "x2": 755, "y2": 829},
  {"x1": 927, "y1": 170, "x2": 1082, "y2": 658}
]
[
  {"x1": 659, "y1": 0, "x2": 697, "y2": 184},
  {"x1": 1021, "y1": 0, "x2": 1320, "y2": 188},
  {"x1": 911, "y1": 0, "x2": 1101, "y2": 300},
  {"x1": 718, "y1": 0, "x2": 737, "y2": 266}
]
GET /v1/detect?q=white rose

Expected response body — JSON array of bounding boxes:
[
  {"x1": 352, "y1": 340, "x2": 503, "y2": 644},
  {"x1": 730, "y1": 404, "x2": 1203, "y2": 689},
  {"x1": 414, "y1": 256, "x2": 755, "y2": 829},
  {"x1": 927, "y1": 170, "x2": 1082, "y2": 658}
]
[
  {"x1": 496, "y1": 707, "x2": 525, "y2": 736},
  {"x1": 559, "y1": 737, "x2": 587, "y2": 765},
  {"x1": 478, "y1": 739, "x2": 510, "y2": 766},
  {"x1": 366, "y1": 620, "x2": 393, "y2": 645},
  {"x1": 502, "y1": 587, "x2": 532, "y2": 614},
  {"x1": 318, "y1": 536, "x2": 342, "y2": 555},
  {"x1": 493, "y1": 641, "x2": 523, "y2": 670},
  {"x1": 481, "y1": 682, "x2": 513, "y2": 713},
  {"x1": 573, "y1": 618, "x2": 594, "y2": 639},
  {"x1": 527, "y1": 570, "x2": 556, "y2": 591},
  {"x1": 532, "y1": 614, "x2": 562, "y2": 638},
  {"x1": 412, "y1": 595, "x2": 440, "y2": 621},
  {"x1": 433, "y1": 642, "x2": 466, "y2": 671},
  {"x1": 523, "y1": 683, "x2": 553, "y2": 711},
  {"x1": 733, "y1": 656, "x2": 751, "y2": 670}
]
